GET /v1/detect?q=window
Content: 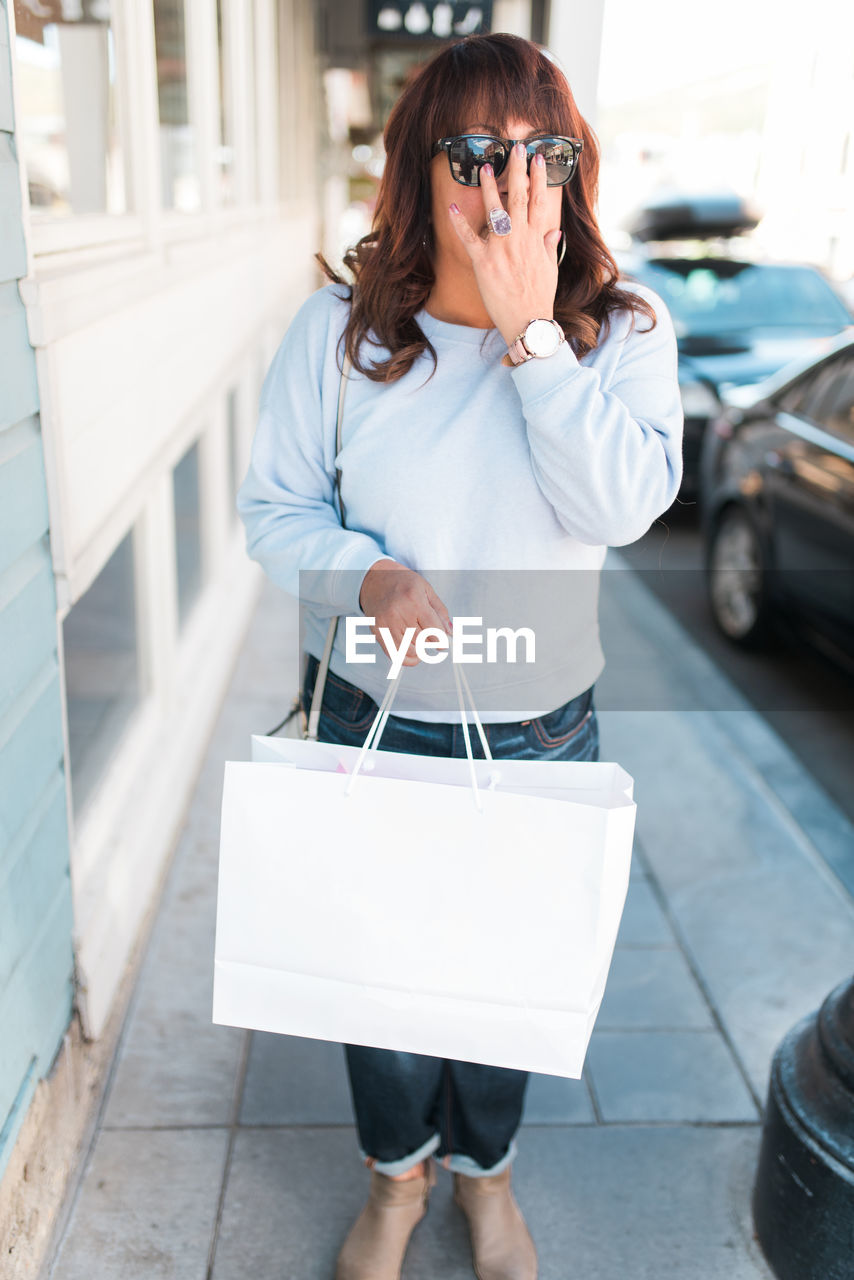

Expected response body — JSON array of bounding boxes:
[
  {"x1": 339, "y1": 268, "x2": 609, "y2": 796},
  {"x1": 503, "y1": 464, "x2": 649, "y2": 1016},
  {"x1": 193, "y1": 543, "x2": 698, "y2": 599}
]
[
  {"x1": 63, "y1": 531, "x2": 140, "y2": 813},
  {"x1": 637, "y1": 261, "x2": 851, "y2": 333},
  {"x1": 779, "y1": 373, "x2": 815, "y2": 419},
  {"x1": 13, "y1": 0, "x2": 126, "y2": 217},
  {"x1": 802, "y1": 356, "x2": 854, "y2": 443},
  {"x1": 173, "y1": 441, "x2": 203, "y2": 625},
  {"x1": 780, "y1": 353, "x2": 854, "y2": 441},
  {"x1": 152, "y1": 0, "x2": 200, "y2": 212}
]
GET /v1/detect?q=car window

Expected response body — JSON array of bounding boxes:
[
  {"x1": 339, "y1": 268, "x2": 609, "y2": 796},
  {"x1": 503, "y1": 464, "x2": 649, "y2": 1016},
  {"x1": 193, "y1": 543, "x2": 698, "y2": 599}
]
[
  {"x1": 780, "y1": 353, "x2": 854, "y2": 441},
  {"x1": 810, "y1": 358, "x2": 854, "y2": 442},
  {"x1": 632, "y1": 261, "x2": 851, "y2": 332},
  {"x1": 778, "y1": 363, "x2": 828, "y2": 417}
]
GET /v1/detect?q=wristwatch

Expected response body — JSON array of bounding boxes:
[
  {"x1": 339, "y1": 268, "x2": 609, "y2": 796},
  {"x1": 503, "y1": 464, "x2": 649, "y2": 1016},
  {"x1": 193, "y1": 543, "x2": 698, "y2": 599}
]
[{"x1": 505, "y1": 318, "x2": 565, "y2": 366}]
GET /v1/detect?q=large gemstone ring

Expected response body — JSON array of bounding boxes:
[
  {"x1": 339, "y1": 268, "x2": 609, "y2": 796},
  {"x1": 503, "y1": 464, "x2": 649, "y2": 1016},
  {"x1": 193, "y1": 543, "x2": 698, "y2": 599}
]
[{"x1": 487, "y1": 207, "x2": 512, "y2": 236}]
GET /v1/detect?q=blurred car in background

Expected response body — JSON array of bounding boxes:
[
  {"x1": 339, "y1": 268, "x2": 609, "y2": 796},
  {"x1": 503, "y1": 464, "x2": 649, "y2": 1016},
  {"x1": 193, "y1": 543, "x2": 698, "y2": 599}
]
[
  {"x1": 618, "y1": 193, "x2": 854, "y2": 501},
  {"x1": 698, "y1": 331, "x2": 854, "y2": 670}
]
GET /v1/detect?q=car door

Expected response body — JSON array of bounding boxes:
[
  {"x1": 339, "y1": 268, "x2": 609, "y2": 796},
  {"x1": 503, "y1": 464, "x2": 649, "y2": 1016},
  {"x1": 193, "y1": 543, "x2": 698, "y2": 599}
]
[{"x1": 768, "y1": 350, "x2": 854, "y2": 630}]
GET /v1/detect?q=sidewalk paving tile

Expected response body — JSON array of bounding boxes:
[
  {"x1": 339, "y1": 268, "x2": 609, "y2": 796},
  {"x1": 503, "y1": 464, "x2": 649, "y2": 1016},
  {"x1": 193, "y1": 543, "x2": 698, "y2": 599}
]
[
  {"x1": 227, "y1": 582, "x2": 299, "y2": 696},
  {"x1": 616, "y1": 875, "x2": 676, "y2": 946},
  {"x1": 211, "y1": 1128, "x2": 385, "y2": 1280},
  {"x1": 522, "y1": 1071, "x2": 597, "y2": 1124},
  {"x1": 597, "y1": 947, "x2": 715, "y2": 1030},
  {"x1": 50, "y1": 1128, "x2": 229, "y2": 1280},
  {"x1": 628, "y1": 847, "x2": 648, "y2": 880},
  {"x1": 586, "y1": 1030, "x2": 759, "y2": 1123},
  {"x1": 102, "y1": 841, "x2": 244, "y2": 1129},
  {"x1": 102, "y1": 1015, "x2": 244, "y2": 1130},
  {"x1": 709, "y1": 707, "x2": 854, "y2": 899},
  {"x1": 519, "y1": 1124, "x2": 774, "y2": 1280},
  {"x1": 211, "y1": 1124, "x2": 773, "y2": 1280},
  {"x1": 602, "y1": 709, "x2": 854, "y2": 1095},
  {"x1": 240, "y1": 1033, "x2": 355, "y2": 1125}
]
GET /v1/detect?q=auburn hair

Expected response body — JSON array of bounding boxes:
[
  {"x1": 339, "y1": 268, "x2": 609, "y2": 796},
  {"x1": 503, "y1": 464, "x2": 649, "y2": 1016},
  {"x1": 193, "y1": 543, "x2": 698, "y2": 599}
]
[{"x1": 317, "y1": 33, "x2": 655, "y2": 382}]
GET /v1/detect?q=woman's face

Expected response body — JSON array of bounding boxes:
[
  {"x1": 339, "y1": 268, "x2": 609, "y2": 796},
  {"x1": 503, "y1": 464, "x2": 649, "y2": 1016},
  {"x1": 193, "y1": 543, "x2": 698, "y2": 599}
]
[{"x1": 428, "y1": 117, "x2": 564, "y2": 272}]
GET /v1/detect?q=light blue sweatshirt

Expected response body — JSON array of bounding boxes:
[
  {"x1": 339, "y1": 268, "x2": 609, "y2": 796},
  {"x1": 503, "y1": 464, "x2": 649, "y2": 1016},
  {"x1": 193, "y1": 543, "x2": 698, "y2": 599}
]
[{"x1": 237, "y1": 282, "x2": 683, "y2": 721}]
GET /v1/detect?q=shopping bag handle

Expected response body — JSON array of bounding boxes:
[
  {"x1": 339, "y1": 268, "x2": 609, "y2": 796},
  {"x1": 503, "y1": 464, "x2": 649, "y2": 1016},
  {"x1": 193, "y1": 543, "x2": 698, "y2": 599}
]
[
  {"x1": 453, "y1": 664, "x2": 490, "y2": 811},
  {"x1": 344, "y1": 663, "x2": 499, "y2": 811}
]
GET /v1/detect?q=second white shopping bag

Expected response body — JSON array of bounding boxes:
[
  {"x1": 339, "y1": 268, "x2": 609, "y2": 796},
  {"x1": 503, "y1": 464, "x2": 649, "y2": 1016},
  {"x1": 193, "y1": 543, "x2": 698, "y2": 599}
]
[{"x1": 213, "y1": 675, "x2": 636, "y2": 1079}]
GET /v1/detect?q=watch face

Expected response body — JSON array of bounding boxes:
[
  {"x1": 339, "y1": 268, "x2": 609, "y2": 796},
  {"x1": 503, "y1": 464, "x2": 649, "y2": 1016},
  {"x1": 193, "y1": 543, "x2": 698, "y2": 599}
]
[{"x1": 525, "y1": 319, "x2": 561, "y2": 357}]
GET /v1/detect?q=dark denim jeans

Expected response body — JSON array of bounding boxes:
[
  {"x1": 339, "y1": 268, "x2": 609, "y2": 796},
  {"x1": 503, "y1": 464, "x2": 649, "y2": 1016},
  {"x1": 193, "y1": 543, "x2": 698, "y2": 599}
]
[{"x1": 301, "y1": 653, "x2": 600, "y2": 1176}]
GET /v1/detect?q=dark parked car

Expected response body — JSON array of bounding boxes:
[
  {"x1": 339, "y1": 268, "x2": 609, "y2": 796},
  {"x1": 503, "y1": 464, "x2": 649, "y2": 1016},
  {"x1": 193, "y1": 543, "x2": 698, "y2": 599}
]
[
  {"x1": 619, "y1": 194, "x2": 854, "y2": 500},
  {"x1": 699, "y1": 331, "x2": 854, "y2": 669}
]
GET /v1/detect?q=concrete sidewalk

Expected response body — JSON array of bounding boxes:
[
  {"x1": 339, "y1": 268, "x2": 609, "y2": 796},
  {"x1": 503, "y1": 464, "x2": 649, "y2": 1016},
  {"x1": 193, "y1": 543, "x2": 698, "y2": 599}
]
[{"x1": 43, "y1": 558, "x2": 854, "y2": 1280}]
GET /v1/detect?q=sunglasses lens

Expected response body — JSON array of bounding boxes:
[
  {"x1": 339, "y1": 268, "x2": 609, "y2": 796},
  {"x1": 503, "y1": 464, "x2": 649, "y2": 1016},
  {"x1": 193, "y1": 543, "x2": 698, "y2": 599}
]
[
  {"x1": 529, "y1": 138, "x2": 578, "y2": 186},
  {"x1": 443, "y1": 135, "x2": 579, "y2": 186},
  {"x1": 448, "y1": 136, "x2": 507, "y2": 186}
]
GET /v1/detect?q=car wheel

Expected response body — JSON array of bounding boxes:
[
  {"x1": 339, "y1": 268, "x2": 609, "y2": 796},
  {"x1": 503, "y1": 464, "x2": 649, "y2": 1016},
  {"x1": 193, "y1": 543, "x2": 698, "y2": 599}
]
[{"x1": 706, "y1": 505, "x2": 777, "y2": 648}]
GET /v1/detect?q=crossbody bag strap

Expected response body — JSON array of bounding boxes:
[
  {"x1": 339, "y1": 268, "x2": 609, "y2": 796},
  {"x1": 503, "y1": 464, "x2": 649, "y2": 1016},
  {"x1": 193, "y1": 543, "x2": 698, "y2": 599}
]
[{"x1": 305, "y1": 350, "x2": 353, "y2": 740}]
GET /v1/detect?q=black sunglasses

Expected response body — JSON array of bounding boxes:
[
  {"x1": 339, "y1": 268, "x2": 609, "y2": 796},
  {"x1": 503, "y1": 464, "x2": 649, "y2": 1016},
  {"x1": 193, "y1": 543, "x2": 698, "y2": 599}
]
[{"x1": 432, "y1": 134, "x2": 583, "y2": 187}]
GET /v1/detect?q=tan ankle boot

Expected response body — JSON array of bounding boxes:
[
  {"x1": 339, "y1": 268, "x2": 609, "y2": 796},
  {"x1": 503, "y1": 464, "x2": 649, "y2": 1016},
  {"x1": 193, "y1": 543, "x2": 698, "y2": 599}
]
[
  {"x1": 335, "y1": 1160, "x2": 437, "y2": 1280},
  {"x1": 453, "y1": 1166, "x2": 537, "y2": 1280}
]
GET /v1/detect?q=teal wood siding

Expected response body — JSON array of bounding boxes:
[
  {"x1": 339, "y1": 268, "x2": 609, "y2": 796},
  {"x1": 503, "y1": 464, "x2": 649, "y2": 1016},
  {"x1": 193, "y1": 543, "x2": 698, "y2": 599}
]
[{"x1": 0, "y1": 4, "x2": 75, "y2": 1182}]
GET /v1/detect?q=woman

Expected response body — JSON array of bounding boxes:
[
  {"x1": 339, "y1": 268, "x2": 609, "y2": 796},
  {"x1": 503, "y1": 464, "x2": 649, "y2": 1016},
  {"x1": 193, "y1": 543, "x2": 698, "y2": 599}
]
[{"x1": 237, "y1": 32, "x2": 683, "y2": 1280}]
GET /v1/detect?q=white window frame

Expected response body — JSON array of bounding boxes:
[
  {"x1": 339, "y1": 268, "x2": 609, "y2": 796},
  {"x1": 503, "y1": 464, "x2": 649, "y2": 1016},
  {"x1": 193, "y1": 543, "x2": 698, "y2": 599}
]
[
  {"x1": 8, "y1": 0, "x2": 279, "y2": 266},
  {"x1": 58, "y1": 342, "x2": 256, "y2": 833},
  {"x1": 9, "y1": 0, "x2": 153, "y2": 258}
]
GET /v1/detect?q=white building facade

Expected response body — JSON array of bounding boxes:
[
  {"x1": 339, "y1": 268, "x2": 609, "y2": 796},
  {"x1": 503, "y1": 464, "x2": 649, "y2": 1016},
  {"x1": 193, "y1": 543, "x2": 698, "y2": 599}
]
[
  {"x1": 12, "y1": 0, "x2": 320, "y2": 1040},
  {"x1": 0, "y1": 0, "x2": 320, "y2": 1238}
]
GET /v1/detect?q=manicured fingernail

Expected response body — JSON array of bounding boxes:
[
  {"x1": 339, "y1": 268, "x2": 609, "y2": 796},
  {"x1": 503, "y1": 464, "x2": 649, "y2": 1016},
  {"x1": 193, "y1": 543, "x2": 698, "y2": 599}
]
[
  {"x1": 449, "y1": 202, "x2": 460, "y2": 214},
  {"x1": 515, "y1": 142, "x2": 525, "y2": 157},
  {"x1": 482, "y1": 163, "x2": 493, "y2": 177},
  {"x1": 535, "y1": 152, "x2": 545, "y2": 167}
]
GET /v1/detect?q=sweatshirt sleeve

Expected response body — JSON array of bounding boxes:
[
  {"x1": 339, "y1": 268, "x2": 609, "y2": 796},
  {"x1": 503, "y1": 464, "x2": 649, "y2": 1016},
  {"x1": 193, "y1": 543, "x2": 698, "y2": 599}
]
[
  {"x1": 509, "y1": 286, "x2": 684, "y2": 547},
  {"x1": 236, "y1": 289, "x2": 388, "y2": 617}
]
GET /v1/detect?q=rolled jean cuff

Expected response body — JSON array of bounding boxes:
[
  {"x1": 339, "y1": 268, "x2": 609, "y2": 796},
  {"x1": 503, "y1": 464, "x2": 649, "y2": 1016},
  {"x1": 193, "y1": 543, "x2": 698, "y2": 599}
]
[
  {"x1": 444, "y1": 1138, "x2": 518, "y2": 1178},
  {"x1": 359, "y1": 1132, "x2": 441, "y2": 1177},
  {"x1": 445, "y1": 1141, "x2": 517, "y2": 1177}
]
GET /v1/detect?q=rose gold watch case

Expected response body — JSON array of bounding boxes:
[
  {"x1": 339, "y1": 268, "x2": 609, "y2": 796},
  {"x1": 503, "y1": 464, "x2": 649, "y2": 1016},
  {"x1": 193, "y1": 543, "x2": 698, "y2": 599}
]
[{"x1": 506, "y1": 318, "x2": 565, "y2": 364}]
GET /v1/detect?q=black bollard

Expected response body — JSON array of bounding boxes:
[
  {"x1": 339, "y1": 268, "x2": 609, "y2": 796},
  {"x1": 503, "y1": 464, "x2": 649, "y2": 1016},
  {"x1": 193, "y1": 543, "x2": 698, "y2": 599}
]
[{"x1": 752, "y1": 974, "x2": 854, "y2": 1280}]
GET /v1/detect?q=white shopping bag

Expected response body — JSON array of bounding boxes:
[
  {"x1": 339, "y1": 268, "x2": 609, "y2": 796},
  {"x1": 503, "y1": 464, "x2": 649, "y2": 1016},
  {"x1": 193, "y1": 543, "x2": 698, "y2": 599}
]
[{"x1": 213, "y1": 702, "x2": 636, "y2": 1078}]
